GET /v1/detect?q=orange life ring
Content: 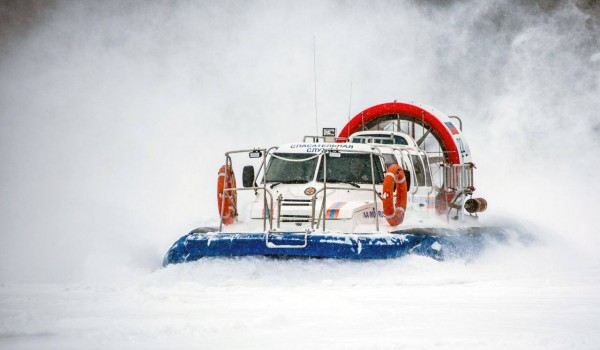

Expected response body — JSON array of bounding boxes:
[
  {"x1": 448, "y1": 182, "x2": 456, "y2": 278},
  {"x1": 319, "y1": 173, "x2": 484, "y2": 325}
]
[
  {"x1": 382, "y1": 164, "x2": 408, "y2": 226},
  {"x1": 217, "y1": 165, "x2": 237, "y2": 225}
]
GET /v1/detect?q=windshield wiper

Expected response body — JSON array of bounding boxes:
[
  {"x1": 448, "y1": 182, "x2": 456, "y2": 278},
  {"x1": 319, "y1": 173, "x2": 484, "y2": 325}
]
[
  {"x1": 269, "y1": 180, "x2": 309, "y2": 189},
  {"x1": 326, "y1": 180, "x2": 360, "y2": 188}
]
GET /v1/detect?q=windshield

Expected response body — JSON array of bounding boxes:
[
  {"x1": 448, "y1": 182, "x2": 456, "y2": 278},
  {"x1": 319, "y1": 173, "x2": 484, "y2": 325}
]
[
  {"x1": 317, "y1": 153, "x2": 384, "y2": 184},
  {"x1": 264, "y1": 153, "x2": 318, "y2": 183}
]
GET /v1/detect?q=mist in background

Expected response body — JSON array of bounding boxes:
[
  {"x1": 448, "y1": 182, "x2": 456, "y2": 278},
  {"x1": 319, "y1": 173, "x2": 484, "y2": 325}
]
[{"x1": 1, "y1": 0, "x2": 599, "y2": 283}]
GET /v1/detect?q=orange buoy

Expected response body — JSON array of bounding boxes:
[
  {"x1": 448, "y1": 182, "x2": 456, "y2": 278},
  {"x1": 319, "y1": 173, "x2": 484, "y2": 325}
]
[
  {"x1": 382, "y1": 164, "x2": 408, "y2": 226},
  {"x1": 217, "y1": 165, "x2": 237, "y2": 225}
]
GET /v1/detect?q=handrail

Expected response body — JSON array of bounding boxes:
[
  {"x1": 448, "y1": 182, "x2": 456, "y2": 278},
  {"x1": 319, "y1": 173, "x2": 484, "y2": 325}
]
[
  {"x1": 253, "y1": 146, "x2": 278, "y2": 186},
  {"x1": 220, "y1": 146, "x2": 387, "y2": 234},
  {"x1": 449, "y1": 116, "x2": 463, "y2": 131},
  {"x1": 442, "y1": 163, "x2": 474, "y2": 191},
  {"x1": 310, "y1": 148, "x2": 385, "y2": 231},
  {"x1": 219, "y1": 148, "x2": 269, "y2": 232},
  {"x1": 222, "y1": 187, "x2": 275, "y2": 230},
  {"x1": 397, "y1": 149, "x2": 420, "y2": 195},
  {"x1": 265, "y1": 229, "x2": 309, "y2": 249},
  {"x1": 311, "y1": 186, "x2": 382, "y2": 231},
  {"x1": 276, "y1": 194, "x2": 282, "y2": 229},
  {"x1": 303, "y1": 136, "x2": 349, "y2": 143},
  {"x1": 440, "y1": 163, "x2": 475, "y2": 222}
]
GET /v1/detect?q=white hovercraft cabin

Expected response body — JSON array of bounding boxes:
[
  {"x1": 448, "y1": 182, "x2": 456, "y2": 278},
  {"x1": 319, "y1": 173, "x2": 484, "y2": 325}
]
[{"x1": 226, "y1": 132, "x2": 437, "y2": 233}]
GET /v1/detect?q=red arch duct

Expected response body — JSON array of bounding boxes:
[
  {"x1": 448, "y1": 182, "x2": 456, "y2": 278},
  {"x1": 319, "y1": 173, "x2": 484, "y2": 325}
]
[{"x1": 338, "y1": 102, "x2": 461, "y2": 165}]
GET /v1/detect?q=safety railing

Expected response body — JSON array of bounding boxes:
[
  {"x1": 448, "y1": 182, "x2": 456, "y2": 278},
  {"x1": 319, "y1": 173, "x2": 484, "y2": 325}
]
[
  {"x1": 219, "y1": 148, "x2": 274, "y2": 232},
  {"x1": 302, "y1": 135, "x2": 349, "y2": 143},
  {"x1": 442, "y1": 163, "x2": 474, "y2": 192},
  {"x1": 218, "y1": 147, "x2": 387, "y2": 245},
  {"x1": 220, "y1": 186, "x2": 275, "y2": 231},
  {"x1": 310, "y1": 148, "x2": 385, "y2": 232},
  {"x1": 440, "y1": 162, "x2": 476, "y2": 222},
  {"x1": 311, "y1": 186, "x2": 382, "y2": 231}
]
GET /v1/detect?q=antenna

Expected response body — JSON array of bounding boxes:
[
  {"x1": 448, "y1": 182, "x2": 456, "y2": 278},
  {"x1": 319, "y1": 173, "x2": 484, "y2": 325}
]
[{"x1": 313, "y1": 36, "x2": 318, "y2": 136}]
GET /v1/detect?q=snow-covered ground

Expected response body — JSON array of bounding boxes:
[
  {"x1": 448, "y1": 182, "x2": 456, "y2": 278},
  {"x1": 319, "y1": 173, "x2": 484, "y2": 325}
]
[
  {"x1": 1, "y1": 1, "x2": 599, "y2": 349},
  {"x1": 2, "y1": 244, "x2": 599, "y2": 349}
]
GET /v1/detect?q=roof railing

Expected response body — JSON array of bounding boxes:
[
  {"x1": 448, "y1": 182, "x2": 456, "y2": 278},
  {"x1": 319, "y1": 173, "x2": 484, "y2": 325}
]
[{"x1": 302, "y1": 135, "x2": 349, "y2": 143}]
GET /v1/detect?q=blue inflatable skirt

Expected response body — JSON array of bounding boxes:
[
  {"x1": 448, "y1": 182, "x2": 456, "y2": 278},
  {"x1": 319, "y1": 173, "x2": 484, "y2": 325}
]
[{"x1": 163, "y1": 227, "x2": 515, "y2": 266}]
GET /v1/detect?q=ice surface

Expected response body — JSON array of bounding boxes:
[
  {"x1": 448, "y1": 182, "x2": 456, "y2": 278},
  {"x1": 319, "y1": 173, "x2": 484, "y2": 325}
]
[
  {"x1": 1, "y1": 246, "x2": 599, "y2": 349},
  {"x1": 1, "y1": 0, "x2": 599, "y2": 349}
]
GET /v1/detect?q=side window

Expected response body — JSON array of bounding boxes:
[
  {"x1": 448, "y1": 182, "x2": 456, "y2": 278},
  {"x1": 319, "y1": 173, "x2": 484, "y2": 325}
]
[
  {"x1": 421, "y1": 155, "x2": 432, "y2": 186},
  {"x1": 410, "y1": 155, "x2": 425, "y2": 187},
  {"x1": 393, "y1": 136, "x2": 408, "y2": 145},
  {"x1": 372, "y1": 156, "x2": 385, "y2": 183},
  {"x1": 381, "y1": 154, "x2": 397, "y2": 168},
  {"x1": 400, "y1": 153, "x2": 411, "y2": 190}
]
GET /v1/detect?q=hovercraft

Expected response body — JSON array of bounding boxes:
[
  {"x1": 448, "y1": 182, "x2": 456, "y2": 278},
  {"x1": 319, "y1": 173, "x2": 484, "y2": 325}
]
[{"x1": 163, "y1": 102, "x2": 506, "y2": 265}]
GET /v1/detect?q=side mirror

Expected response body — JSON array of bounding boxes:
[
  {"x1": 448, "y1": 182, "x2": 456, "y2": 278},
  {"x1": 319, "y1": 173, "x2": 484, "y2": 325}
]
[{"x1": 242, "y1": 165, "x2": 255, "y2": 188}]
